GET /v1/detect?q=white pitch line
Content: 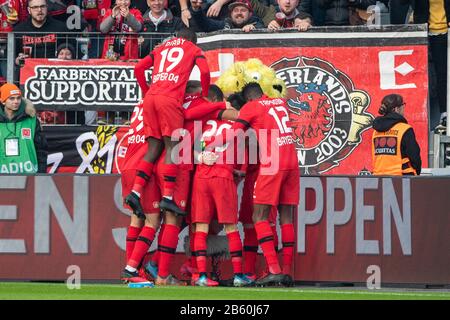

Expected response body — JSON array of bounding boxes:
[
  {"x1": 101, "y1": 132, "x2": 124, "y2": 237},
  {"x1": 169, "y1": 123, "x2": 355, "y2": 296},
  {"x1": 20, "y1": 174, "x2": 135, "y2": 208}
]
[{"x1": 9, "y1": 283, "x2": 449, "y2": 298}]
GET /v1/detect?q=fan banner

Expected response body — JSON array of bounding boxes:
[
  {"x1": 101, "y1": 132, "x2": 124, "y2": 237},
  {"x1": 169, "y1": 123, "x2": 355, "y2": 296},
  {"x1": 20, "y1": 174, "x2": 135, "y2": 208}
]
[
  {"x1": 21, "y1": 26, "x2": 429, "y2": 175},
  {"x1": 197, "y1": 25, "x2": 429, "y2": 175},
  {"x1": 0, "y1": 175, "x2": 448, "y2": 285},
  {"x1": 44, "y1": 125, "x2": 130, "y2": 174},
  {"x1": 20, "y1": 59, "x2": 150, "y2": 112}
]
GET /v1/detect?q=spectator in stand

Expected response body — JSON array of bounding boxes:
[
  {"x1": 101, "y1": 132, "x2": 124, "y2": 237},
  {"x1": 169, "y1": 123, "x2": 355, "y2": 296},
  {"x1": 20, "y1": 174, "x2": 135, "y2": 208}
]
[
  {"x1": 0, "y1": 0, "x2": 27, "y2": 81},
  {"x1": 180, "y1": 0, "x2": 228, "y2": 27},
  {"x1": 47, "y1": 0, "x2": 75, "y2": 23},
  {"x1": 190, "y1": 0, "x2": 265, "y2": 32},
  {"x1": 0, "y1": 83, "x2": 48, "y2": 174},
  {"x1": 132, "y1": 0, "x2": 152, "y2": 14},
  {"x1": 80, "y1": 0, "x2": 111, "y2": 58},
  {"x1": 138, "y1": 0, "x2": 183, "y2": 57},
  {"x1": 267, "y1": 0, "x2": 313, "y2": 31},
  {"x1": 14, "y1": 0, "x2": 72, "y2": 67},
  {"x1": 183, "y1": 0, "x2": 275, "y2": 29},
  {"x1": 389, "y1": 0, "x2": 411, "y2": 24},
  {"x1": 402, "y1": 0, "x2": 450, "y2": 129},
  {"x1": 99, "y1": 0, "x2": 143, "y2": 61},
  {"x1": 316, "y1": 0, "x2": 377, "y2": 26},
  {"x1": 297, "y1": 0, "x2": 325, "y2": 25}
]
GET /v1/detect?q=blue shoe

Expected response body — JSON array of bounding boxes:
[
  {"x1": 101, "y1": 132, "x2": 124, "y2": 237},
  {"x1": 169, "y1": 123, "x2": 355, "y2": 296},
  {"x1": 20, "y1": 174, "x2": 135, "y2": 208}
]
[
  {"x1": 128, "y1": 282, "x2": 154, "y2": 288},
  {"x1": 194, "y1": 275, "x2": 219, "y2": 287},
  {"x1": 144, "y1": 261, "x2": 158, "y2": 279},
  {"x1": 233, "y1": 274, "x2": 255, "y2": 287}
]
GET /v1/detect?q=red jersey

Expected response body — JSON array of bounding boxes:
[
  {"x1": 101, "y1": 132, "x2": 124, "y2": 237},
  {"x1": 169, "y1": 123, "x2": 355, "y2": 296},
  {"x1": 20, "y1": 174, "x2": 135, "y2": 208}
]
[
  {"x1": 82, "y1": 0, "x2": 111, "y2": 30},
  {"x1": 121, "y1": 102, "x2": 147, "y2": 171},
  {"x1": 195, "y1": 116, "x2": 237, "y2": 180},
  {"x1": 234, "y1": 96, "x2": 298, "y2": 171},
  {"x1": 179, "y1": 93, "x2": 226, "y2": 171},
  {"x1": 134, "y1": 37, "x2": 210, "y2": 104}
]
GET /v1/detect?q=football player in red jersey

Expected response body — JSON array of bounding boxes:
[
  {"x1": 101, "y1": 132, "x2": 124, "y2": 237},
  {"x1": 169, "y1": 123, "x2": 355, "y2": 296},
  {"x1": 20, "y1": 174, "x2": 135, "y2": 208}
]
[
  {"x1": 120, "y1": 82, "x2": 230, "y2": 286},
  {"x1": 208, "y1": 82, "x2": 299, "y2": 287},
  {"x1": 151, "y1": 82, "x2": 230, "y2": 286},
  {"x1": 125, "y1": 28, "x2": 210, "y2": 219},
  {"x1": 188, "y1": 85, "x2": 256, "y2": 287},
  {"x1": 120, "y1": 101, "x2": 161, "y2": 285}
]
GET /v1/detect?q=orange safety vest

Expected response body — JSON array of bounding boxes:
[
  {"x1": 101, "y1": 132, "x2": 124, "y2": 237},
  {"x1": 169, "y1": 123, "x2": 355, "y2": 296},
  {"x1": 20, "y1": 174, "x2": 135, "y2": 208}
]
[{"x1": 372, "y1": 122, "x2": 417, "y2": 176}]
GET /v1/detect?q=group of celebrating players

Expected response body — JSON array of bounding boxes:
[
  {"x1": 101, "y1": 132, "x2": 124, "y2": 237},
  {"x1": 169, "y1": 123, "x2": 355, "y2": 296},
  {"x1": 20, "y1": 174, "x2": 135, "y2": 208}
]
[{"x1": 120, "y1": 28, "x2": 299, "y2": 287}]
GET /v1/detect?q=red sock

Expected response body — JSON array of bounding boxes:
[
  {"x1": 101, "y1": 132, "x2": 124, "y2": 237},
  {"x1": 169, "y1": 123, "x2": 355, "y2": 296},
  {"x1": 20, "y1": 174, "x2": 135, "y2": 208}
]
[
  {"x1": 190, "y1": 229, "x2": 197, "y2": 269},
  {"x1": 227, "y1": 231, "x2": 243, "y2": 275},
  {"x1": 161, "y1": 163, "x2": 178, "y2": 198},
  {"x1": 281, "y1": 224, "x2": 295, "y2": 275},
  {"x1": 271, "y1": 225, "x2": 279, "y2": 252},
  {"x1": 151, "y1": 224, "x2": 165, "y2": 265},
  {"x1": 132, "y1": 160, "x2": 154, "y2": 196},
  {"x1": 127, "y1": 226, "x2": 156, "y2": 268},
  {"x1": 126, "y1": 226, "x2": 142, "y2": 262},
  {"x1": 243, "y1": 227, "x2": 258, "y2": 274},
  {"x1": 157, "y1": 224, "x2": 180, "y2": 278},
  {"x1": 194, "y1": 231, "x2": 208, "y2": 274},
  {"x1": 254, "y1": 221, "x2": 281, "y2": 274}
]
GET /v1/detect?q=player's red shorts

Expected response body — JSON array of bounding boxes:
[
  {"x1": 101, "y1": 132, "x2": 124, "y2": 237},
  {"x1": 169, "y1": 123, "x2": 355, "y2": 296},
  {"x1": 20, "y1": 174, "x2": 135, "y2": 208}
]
[
  {"x1": 191, "y1": 176, "x2": 238, "y2": 224},
  {"x1": 239, "y1": 169, "x2": 279, "y2": 225},
  {"x1": 253, "y1": 168, "x2": 300, "y2": 206},
  {"x1": 143, "y1": 94, "x2": 183, "y2": 139},
  {"x1": 239, "y1": 168, "x2": 258, "y2": 225},
  {"x1": 172, "y1": 169, "x2": 192, "y2": 213},
  {"x1": 121, "y1": 169, "x2": 162, "y2": 214}
]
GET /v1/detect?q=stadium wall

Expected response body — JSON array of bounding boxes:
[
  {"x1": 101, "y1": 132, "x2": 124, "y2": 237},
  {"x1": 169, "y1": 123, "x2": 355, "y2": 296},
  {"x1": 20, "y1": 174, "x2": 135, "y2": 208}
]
[{"x1": 0, "y1": 175, "x2": 448, "y2": 286}]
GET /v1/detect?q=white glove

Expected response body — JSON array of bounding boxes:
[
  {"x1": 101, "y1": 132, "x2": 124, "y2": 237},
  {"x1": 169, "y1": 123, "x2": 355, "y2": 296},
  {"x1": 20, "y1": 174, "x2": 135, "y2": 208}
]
[{"x1": 198, "y1": 151, "x2": 218, "y2": 166}]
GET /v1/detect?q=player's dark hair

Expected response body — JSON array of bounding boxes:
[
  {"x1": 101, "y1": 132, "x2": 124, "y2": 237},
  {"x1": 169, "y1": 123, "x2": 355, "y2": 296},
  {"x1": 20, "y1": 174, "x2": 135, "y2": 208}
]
[
  {"x1": 176, "y1": 28, "x2": 198, "y2": 44},
  {"x1": 185, "y1": 80, "x2": 202, "y2": 94},
  {"x1": 227, "y1": 92, "x2": 246, "y2": 110},
  {"x1": 208, "y1": 84, "x2": 224, "y2": 102},
  {"x1": 379, "y1": 94, "x2": 404, "y2": 116},
  {"x1": 242, "y1": 82, "x2": 263, "y2": 102}
]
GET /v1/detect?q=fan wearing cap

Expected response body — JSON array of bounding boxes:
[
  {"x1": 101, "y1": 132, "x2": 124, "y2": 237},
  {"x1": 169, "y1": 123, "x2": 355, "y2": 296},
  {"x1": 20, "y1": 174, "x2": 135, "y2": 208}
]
[
  {"x1": 190, "y1": 0, "x2": 264, "y2": 32},
  {"x1": 267, "y1": 0, "x2": 313, "y2": 31},
  {"x1": 0, "y1": 83, "x2": 48, "y2": 174}
]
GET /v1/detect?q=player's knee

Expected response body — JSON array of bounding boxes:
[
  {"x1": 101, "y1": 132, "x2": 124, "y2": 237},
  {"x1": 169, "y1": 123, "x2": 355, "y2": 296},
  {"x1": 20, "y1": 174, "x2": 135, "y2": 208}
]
[
  {"x1": 195, "y1": 223, "x2": 209, "y2": 233},
  {"x1": 144, "y1": 214, "x2": 160, "y2": 229},
  {"x1": 164, "y1": 211, "x2": 181, "y2": 226},
  {"x1": 224, "y1": 224, "x2": 237, "y2": 233},
  {"x1": 130, "y1": 214, "x2": 144, "y2": 228},
  {"x1": 252, "y1": 212, "x2": 265, "y2": 223}
]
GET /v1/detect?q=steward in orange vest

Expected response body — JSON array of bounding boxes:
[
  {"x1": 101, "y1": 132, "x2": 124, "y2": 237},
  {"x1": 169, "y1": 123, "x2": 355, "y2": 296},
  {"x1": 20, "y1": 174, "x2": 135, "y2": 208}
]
[{"x1": 372, "y1": 94, "x2": 421, "y2": 176}]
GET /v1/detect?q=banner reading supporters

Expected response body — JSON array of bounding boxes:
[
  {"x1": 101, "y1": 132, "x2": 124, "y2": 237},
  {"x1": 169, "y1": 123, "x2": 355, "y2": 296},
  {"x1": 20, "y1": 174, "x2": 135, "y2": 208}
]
[
  {"x1": 0, "y1": 175, "x2": 448, "y2": 284},
  {"x1": 20, "y1": 59, "x2": 151, "y2": 111},
  {"x1": 197, "y1": 25, "x2": 429, "y2": 175}
]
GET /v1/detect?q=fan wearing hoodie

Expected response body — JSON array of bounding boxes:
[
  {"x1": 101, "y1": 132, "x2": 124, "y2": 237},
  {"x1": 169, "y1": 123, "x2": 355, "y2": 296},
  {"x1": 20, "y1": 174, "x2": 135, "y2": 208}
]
[{"x1": 371, "y1": 94, "x2": 421, "y2": 176}]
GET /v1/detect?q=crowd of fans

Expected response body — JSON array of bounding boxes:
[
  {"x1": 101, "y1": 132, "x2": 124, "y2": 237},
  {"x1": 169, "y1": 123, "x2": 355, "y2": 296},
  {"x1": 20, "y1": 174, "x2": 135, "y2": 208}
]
[{"x1": 2, "y1": 0, "x2": 414, "y2": 65}]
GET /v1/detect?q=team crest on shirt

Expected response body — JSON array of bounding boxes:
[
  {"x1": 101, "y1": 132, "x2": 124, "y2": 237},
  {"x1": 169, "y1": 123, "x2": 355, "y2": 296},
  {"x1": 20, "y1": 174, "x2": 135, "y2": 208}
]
[
  {"x1": 21, "y1": 128, "x2": 31, "y2": 139},
  {"x1": 153, "y1": 201, "x2": 159, "y2": 209},
  {"x1": 271, "y1": 57, "x2": 374, "y2": 174}
]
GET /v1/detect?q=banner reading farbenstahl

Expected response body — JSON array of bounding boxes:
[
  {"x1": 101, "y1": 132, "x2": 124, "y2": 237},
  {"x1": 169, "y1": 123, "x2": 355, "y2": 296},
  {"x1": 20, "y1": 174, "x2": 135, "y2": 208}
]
[{"x1": 21, "y1": 59, "x2": 151, "y2": 110}]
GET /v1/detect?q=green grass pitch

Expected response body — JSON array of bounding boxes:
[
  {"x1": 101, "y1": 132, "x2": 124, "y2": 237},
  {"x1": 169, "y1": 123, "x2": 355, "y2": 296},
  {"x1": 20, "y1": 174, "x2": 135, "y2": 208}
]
[{"x1": 0, "y1": 282, "x2": 449, "y2": 300}]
